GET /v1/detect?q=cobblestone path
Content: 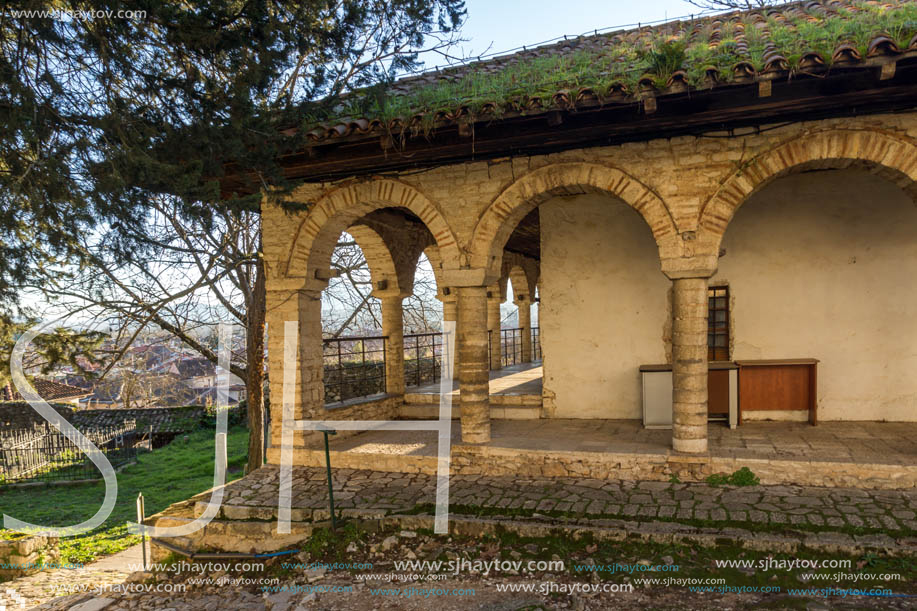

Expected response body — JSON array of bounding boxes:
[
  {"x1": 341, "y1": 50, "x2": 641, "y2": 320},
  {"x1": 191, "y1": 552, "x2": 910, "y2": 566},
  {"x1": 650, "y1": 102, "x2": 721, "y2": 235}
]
[
  {"x1": 214, "y1": 466, "x2": 917, "y2": 534},
  {"x1": 0, "y1": 545, "x2": 140, "y2": 610}
]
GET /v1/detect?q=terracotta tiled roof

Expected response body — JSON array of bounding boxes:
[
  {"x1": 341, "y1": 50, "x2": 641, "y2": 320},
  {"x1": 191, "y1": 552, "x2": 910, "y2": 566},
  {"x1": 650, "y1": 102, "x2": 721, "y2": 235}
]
[
  {"x1": 3, "y1": 378, "x2": 93, "y2": 402},
  {"x1": 71, "y1": 407, "x2": 208, "y2": 434},
  {"x1": 300, "y1": 0, "x2": 917, "y2": 142},
  {"x1": 0, "y1": 402, "x2": 213, "y2": 435}
]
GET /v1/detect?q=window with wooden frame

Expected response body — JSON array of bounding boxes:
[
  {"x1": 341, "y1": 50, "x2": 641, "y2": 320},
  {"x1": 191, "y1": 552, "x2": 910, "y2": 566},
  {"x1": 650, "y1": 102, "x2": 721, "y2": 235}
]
[{"x1": 708, "y1": 286, "x2": 730, "y2": 361}]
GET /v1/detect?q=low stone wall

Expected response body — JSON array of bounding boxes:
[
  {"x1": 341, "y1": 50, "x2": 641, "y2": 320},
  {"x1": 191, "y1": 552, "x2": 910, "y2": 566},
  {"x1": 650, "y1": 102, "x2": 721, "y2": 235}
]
[
  {"x1": 267, "y1": 394, "x2": 402, "y2": 457},
  {"x1": 0, "y1": 535, "x2": 60, "y2": 580},
  {"x1": 459, "y1": 447, "x2": 917, "y2": 490},
  {"x1": 279, "y1": 443, "x2": 917, "y2": 490},
  {"x1": 148, "y1": 509, "x2": 917, "y2": 561}
]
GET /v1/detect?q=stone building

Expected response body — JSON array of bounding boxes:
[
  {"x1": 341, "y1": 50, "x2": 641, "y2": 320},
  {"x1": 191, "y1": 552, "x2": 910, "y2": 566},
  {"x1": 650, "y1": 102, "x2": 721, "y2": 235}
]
[{"x1": 237, "y1": 0, "x2": 917, "y2": 466}]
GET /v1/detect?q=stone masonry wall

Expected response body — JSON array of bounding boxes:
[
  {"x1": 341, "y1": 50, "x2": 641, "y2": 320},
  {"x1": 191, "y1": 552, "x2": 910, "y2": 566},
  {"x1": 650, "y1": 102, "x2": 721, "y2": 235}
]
[
  {"x1": 0, "y1": 535, "x2": 60, "y2": 580},
  {"x1": 262, "y1": 113, "x2": 917, "y2": 449}
]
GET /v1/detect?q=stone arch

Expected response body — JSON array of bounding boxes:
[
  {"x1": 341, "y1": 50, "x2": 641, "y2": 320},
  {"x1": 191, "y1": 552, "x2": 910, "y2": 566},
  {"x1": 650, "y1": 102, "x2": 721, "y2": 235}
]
[
  {"x1": 507, "y1": 265, "x2": 531, "y2": 302},
  {"x1": 470, "y1": 162, "x2": 678, "y2": 277},
  {"x1": 345, "y1": 224, "x2": 401, "y2": 295},
  {"x1": 284, "y1": 178, "x2": 461, "y2": 283},
  {"x1": 420, "y1": 245, "x2": 446, "y2": 297},
  {"x1": 698, "y1": 129, "x2": 917, "y2": 246}
]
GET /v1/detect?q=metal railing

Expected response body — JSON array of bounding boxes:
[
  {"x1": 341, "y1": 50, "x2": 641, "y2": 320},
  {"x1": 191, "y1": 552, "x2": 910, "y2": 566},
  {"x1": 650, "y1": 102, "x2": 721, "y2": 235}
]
[
  {"x1": 322, "y1": 335, "x2": 387, "y2": 403},
  {"x1": 501, "y1": 327, "x2": 523, "y2": 366},
  {"x1": 0, "y1": 423, "x2": 137, "y2": 484},
  {"x1": 323, "y1": 325, "x2": 537, "y2": 400},
  {"x1": 404, "y1": 332, "x2": 444, "y2": 388}
]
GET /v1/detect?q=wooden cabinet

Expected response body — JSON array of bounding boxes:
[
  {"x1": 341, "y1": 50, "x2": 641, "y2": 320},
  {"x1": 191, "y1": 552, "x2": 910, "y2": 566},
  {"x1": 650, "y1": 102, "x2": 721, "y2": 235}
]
[
  {"x1": 735, "y1": 359, "x2": 818, "y2": 425},
  {"x1": 707, "y1": 361, "x2": 738, "y2": 418}
]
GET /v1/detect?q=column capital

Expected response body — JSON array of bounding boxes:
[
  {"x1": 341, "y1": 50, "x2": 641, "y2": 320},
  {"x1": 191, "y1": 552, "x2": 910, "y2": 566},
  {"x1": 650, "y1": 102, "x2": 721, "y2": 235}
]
[
  {"x1": 266, "y1": 285, "x2": 325, "y2": 304},
  {"x1": 441, "y1": 267, "x2": 498, "y2": 289},
  {"x1": 661, "y1": 256, "x2": 717, "y2": 280},
  {"x1": 266, "y1": 277, "x2": 308, "y2": 292},
  {"x1": 374, "y1": 290, "x2": 412, "y2": 300}
]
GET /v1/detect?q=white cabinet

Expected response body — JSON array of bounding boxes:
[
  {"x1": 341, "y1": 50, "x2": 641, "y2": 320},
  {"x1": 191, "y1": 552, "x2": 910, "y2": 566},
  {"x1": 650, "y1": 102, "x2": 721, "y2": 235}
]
[
  {"x1": 640, "y1": 365, "x2": 673, "y2": 429},
  {"x1": 639, "y1": 364, "x2": 738, "y2": 429}
]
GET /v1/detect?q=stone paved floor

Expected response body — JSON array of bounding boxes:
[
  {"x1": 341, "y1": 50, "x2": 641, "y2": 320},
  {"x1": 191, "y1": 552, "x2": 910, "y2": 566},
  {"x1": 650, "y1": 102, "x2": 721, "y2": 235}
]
[
  {"x1": 406, "y1": 361, "x2": 543, "y2": 396},
  {"x1": 0, "y1": 544, "x2": 141, "y2": 610},
  {"x1": 212, "y1": 466, "x2": 917, "y2": 534},
  {"x1": 325, "y1": 419, "x2": 917, "y2": 464}
]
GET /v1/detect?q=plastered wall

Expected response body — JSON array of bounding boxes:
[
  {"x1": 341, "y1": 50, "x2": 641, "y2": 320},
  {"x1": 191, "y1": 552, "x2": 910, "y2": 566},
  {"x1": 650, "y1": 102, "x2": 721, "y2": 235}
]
[
  {"x1": 540, "y1": 194, "x2": 670, "y2": 419},
  {"x1": 712, "y1": 170, "x2": 917, "y2": 421}
]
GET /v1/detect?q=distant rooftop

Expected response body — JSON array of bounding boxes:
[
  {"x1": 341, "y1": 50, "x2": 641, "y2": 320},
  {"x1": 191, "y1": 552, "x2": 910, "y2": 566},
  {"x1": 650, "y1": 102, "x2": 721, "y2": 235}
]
[{"x1": 2, "y1": 378, "x2": 93, "y2": 402}]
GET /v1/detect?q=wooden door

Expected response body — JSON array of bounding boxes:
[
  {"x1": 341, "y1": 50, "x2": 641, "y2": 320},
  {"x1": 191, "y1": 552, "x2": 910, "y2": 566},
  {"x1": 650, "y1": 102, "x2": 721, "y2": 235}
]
[{"x1": 708, "y1": 369, "x2": 730, "y2": 416}]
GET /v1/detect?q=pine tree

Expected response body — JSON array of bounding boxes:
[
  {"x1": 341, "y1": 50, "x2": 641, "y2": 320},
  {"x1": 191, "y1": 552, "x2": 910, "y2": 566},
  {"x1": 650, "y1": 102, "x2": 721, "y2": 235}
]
[{"x1": 1, "y1": 0, "x2": 466, "y2": 469}]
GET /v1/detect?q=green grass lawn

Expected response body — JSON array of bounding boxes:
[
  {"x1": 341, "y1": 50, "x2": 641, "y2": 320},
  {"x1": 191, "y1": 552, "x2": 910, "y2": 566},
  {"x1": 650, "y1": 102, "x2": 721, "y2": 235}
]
[{"x1": 0, "y1": 426, "x2": 249, "y2": 565}]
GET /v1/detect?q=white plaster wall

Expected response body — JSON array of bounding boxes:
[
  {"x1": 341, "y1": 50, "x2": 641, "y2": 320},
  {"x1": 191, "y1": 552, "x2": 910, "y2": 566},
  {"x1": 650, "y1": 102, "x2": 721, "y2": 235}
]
[
  {"x1": 712, "y1": 170, "x2": 917, "y2": 422},
  {"x1": 540, "y1": 194, "x2": 669, "y2": 419}
]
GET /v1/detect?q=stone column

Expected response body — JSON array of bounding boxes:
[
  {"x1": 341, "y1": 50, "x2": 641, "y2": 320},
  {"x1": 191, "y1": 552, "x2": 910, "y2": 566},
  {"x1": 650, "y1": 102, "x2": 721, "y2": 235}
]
[
  {"x1": 457, "y1": 286, "x2": 491, "y2": 443},
  {"x1": 266, "y1": 288, "x2": 301, "y2": 454},
  {"x1": 381, "y1": 295, "x2": 406, "y2": 395},
  {"x1": 265, "y1": 285, "x2": 325, "y2": 459},
  {"x1": 671, "y1": 277, "x2": 709, "y2": 453},
  {"x1": 486, "y1": 287, "x2": 502, "y2": 370},
  {"x1": 516, "y1": 299, "x2": 533, "y2": 363},
  {"x1": 442, "y1": 295, "x2": 459, "y2": 374}
]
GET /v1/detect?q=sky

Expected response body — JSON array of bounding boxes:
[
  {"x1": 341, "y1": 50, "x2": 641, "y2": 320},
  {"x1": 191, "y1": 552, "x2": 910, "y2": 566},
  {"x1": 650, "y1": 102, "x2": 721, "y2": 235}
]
[{"x1": 430, "y1": 0, "x2": 712, "y2": 70}]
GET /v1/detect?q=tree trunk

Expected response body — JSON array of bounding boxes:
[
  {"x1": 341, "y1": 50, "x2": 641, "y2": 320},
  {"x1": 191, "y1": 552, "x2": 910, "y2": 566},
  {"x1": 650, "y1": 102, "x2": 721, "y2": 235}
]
[{"x1": 245, "y1": 250, "x2": 267, "y2": 473}]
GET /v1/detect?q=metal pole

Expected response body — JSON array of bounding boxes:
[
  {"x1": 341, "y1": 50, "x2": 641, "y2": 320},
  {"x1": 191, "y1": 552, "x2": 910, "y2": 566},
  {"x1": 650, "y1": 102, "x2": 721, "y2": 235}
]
[
  {"x1": 321, "y1": 429, "x2": 337, "y2": 530},
  {"x1": 136, "y1": 493, "x2": 147, "y2": 571},
  {"x1": 338, "y1": 340, "x2": 343, "y2": 402}
]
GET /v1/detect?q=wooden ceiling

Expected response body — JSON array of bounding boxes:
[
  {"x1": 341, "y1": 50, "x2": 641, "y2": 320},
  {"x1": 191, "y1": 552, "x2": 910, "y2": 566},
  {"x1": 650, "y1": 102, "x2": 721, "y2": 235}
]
[
  {"x1": 356, "y1": 206, "x2": 542, "y2": 261},
  {"x1": 504, "y1": 208, "x2": 540, "y2": 260}
]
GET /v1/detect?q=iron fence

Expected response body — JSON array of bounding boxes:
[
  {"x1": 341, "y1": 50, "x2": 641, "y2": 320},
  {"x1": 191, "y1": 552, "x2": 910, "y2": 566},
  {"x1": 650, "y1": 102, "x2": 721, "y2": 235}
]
[
  {"x1": 404, "y1": 332, "x2": 444, "y2": 388},
  {"x1": 0, "y1": 423, "x2": 137, "y2": 484},
  {"x1": 322, "y1": 335, "x2": 387, "y2": 403},
  {"x1": 501, "y1": 327, "x2": 523, "y2": 366},
  {"x1": 532, "y1": 326, "x2": 542, "y2": 361}
]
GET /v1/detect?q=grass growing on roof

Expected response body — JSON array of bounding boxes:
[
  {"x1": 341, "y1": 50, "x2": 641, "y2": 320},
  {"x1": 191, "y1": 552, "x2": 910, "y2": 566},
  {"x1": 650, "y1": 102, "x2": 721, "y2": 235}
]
[
  {"x1": 0, "y1": 425, "x2": 248, "y2": 565},
  {"x1": 305, "y1": 1, "x2": 917, "y2": 132}
]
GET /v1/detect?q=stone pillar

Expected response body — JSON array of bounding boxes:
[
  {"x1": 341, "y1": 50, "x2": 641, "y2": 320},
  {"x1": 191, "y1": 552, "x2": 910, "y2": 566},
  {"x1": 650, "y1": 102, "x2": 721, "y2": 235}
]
[
  {"x1": 443, "y1": 298, "x2": 458, "y2": 323},
  {"x1": 516, "y1": 299, "x2": 533, "y2": 363},
  {"x1": 486, "y1": 287, "x2": 502, "y2": 370},
  {"x1": 671, "y1": 277, "x2": 709, "y2": 454},
  {"x1": 457, "y1": 286, "x2": 491, "y2": 443},
  {"x1": 442, "y1": 295, "x2": 459, "y2": 374},
  {"x1": 265, "y1": 285, "x2": 325, "y2": 457},
  {"x1": 381, "y1": 295, "x2": 406, "y2": 395},
  {"x1": 266, "y1": 288, "x2": 300, "y2": 456}
]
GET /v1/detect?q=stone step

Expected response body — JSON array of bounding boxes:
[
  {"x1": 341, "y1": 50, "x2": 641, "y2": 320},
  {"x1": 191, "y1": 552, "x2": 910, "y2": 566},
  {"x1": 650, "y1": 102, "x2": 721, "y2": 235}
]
[
  {"x1": 399, "y1": 402, "x2": 540, "y2": 419},
  {"x1": 403, "y1": 393, "x2": 541, "y2": 407}
]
